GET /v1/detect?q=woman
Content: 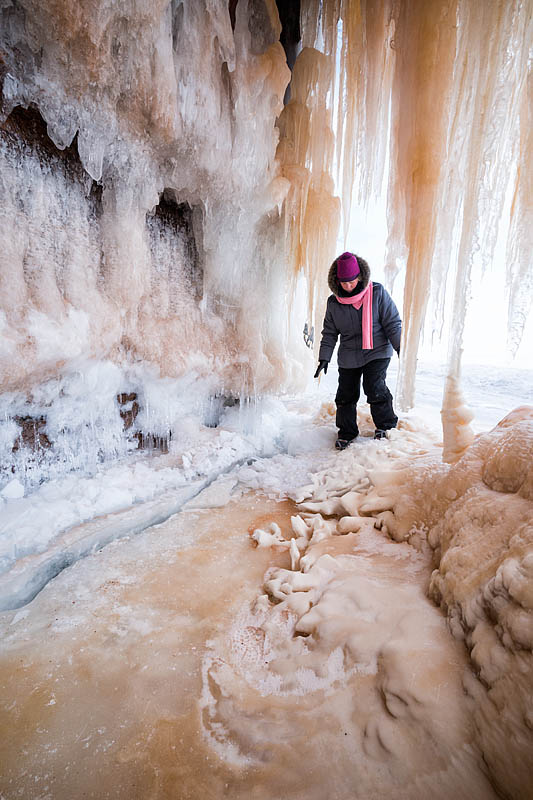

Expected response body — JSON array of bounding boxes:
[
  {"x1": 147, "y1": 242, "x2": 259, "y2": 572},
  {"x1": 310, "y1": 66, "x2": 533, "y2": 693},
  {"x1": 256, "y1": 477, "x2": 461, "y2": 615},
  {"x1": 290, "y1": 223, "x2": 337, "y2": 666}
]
[{"x1": 314, "y1": 251, "x2": 402, "y2": 449}]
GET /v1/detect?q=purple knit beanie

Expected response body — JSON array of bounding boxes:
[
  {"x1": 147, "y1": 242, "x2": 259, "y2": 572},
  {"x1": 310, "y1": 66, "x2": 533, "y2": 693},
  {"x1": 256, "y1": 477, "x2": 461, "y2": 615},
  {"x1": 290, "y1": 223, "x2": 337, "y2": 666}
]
[{"x1": 336, "y1": 252, "x2": 360, "y2": 282}]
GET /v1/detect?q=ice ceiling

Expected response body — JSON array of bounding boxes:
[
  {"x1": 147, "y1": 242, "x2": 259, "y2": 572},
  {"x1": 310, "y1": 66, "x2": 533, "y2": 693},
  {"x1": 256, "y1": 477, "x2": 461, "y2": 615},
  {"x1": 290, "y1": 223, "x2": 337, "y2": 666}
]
[{"x1": 0, "y1": 0, "x2": 531, "y2": 480}]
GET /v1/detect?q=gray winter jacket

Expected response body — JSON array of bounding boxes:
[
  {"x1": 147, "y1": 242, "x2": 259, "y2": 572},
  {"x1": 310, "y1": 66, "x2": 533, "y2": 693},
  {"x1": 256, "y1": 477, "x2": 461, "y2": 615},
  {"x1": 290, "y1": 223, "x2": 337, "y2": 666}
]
[{"x1": 318, "y1": 259, "x2": 402, "y2": 368}]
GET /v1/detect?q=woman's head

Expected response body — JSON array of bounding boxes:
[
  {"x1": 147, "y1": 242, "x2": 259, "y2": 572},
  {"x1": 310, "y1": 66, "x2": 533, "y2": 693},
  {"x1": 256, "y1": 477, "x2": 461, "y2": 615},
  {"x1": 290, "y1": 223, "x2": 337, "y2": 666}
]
[
  {"x1": 328, "y1": 252, "x2": 370, "y2": 296},
  {"x1": 336, "y1": 252, "x2": 360, "y2": 292},
  {"x1": 336, "y1": 252, "x2": 360, "y2": 282}
]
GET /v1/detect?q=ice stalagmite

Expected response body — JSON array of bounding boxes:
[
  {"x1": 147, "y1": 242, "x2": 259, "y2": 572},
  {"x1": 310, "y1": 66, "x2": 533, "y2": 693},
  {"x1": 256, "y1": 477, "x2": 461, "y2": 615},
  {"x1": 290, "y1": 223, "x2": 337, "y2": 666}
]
[{"x1": 441, "y1": 374, "x2": 475, "y2": 463}]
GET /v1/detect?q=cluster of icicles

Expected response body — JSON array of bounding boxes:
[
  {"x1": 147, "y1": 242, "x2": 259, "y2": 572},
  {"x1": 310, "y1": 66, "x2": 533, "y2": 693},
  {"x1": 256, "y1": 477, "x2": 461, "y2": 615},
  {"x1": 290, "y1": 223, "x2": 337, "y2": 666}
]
[{"x1": 278, "y1": 0, "x2": 531, "y2": 460}]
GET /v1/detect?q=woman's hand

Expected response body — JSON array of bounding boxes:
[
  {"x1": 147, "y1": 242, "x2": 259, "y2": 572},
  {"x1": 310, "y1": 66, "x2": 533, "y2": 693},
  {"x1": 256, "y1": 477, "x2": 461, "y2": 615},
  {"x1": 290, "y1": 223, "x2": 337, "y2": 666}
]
[{"x1": 314, "y1": 360, "x2": 329, "y2": 378}]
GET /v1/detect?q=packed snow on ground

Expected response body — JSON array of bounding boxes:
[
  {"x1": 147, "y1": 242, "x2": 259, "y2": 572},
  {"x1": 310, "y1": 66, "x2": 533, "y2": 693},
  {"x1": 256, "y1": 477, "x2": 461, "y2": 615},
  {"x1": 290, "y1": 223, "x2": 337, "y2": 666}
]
[{"x1": 0, "y1": 360, "x2": 531, "y2": 611}]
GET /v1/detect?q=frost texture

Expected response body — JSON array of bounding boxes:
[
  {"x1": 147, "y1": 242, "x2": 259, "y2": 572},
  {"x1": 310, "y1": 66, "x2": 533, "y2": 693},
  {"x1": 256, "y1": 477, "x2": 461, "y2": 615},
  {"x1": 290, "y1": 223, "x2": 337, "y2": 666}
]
[{"x1": 233, "y1": 404, "x2": 533, "y2": 798}]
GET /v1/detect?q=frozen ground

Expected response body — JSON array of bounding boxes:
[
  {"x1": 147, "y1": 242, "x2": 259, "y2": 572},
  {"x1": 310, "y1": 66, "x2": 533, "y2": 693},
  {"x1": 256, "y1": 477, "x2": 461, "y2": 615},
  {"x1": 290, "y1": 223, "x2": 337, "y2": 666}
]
[
  {"x1": 0, "y1": 362, "x2": 532, "y2": 799},
  {"x1": 0, "y1": 360, "x2": 531, "y2": 611},
  {"x1": 0, "y1": 492, "x2": 496, "y2": 800}
]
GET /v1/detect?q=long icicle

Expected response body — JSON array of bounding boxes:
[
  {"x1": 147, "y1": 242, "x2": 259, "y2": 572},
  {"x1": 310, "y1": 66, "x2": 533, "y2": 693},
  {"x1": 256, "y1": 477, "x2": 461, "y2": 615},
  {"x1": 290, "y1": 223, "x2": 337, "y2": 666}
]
[{"x1": 285, "y1": 0, "x2": 532, "y2": 439}]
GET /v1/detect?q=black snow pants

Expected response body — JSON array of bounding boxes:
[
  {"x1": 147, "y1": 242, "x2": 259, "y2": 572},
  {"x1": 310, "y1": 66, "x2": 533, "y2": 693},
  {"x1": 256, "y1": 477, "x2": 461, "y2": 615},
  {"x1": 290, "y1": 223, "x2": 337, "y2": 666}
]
[{"x1": 335, "y1": 358, "x2": 398, "y2": 440}]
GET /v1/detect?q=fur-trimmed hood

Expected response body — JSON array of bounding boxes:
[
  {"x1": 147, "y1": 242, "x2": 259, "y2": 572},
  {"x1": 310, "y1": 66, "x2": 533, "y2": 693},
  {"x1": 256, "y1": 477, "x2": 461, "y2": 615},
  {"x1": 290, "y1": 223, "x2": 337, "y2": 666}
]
[{"x1": 327, "y1": 254, "x2": 370, "y2": 295}]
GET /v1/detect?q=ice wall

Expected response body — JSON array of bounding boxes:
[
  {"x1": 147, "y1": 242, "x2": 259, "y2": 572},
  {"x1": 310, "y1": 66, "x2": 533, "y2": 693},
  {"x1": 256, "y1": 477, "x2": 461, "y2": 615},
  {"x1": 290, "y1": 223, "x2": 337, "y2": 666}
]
[
  {"x1": 0, "y1": 0, "x2": 310, "y2": 486},
  {"x1": 0, "y1": 0, "x2": 300, "y2": 394}
]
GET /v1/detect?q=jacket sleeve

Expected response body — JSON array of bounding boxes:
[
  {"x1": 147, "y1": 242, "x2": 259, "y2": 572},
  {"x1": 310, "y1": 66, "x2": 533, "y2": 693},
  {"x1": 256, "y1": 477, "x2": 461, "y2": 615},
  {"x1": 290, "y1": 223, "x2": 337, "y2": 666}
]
[
  {"x1": 379, "y1": 288, "x2": 402, "y2": 353},
  {"x1": 318, "y1": 298, "x2": 339, "y2": 362}
]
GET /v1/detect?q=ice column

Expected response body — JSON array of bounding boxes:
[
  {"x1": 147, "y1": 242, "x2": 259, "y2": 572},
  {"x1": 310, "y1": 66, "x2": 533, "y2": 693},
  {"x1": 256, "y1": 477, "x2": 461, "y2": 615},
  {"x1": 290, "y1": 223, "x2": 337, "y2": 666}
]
[{"x1": 384, "y1": 0, "x2": 459, "y2": 411}]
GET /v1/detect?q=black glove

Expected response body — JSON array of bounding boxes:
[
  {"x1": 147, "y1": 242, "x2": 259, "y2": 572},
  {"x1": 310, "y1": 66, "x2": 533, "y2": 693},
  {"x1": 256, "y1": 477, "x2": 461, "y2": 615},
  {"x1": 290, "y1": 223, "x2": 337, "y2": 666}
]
[{"x1": 314, "y1": 360, "x2": 328, "y2": 378}]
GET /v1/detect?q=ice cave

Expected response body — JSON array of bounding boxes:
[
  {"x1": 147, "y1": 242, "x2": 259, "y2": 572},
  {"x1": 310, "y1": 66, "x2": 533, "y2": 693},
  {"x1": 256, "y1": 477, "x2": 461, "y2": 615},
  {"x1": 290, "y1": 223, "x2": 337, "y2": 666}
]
[{"x1": 0, "y1": 1, "x2": 532, "y2": 798}]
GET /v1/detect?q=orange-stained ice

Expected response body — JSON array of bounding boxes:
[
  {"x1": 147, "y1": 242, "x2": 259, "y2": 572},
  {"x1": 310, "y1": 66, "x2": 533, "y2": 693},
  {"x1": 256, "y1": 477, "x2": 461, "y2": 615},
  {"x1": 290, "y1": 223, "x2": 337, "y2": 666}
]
[{"x1": 285, "y1": 0, "x2": 531, "y2": 455}]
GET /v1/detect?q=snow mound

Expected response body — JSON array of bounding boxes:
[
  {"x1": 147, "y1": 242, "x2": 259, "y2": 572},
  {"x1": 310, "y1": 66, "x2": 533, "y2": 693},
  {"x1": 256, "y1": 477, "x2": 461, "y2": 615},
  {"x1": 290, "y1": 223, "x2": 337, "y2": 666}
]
[
  {"x1": 482, "y1": 412, "x2": 533, "y2": 498},
  {"x1": 353, "y1": 405, "x2": 533, "y2": 798}
]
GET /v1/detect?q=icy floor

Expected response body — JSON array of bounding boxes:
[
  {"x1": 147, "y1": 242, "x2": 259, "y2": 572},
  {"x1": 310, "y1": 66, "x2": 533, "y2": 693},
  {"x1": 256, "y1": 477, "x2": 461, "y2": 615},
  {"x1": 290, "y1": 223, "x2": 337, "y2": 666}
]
[
  {"x1": 1, "y1": 359, "x2": 531, "y2": 613},
  {"x1": 0, "y1": 478, "x2": 497, "y2": 799},
  {"x1": 0, "y1": 362, "x2": 531, "y2": 798}
]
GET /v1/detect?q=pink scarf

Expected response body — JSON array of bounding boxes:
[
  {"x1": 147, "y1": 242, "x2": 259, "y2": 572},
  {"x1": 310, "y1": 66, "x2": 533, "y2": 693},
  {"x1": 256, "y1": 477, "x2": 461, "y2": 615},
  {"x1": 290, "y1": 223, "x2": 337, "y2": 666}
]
[{"x1": 336, "y1": 282, "x2": 374, "y2": 349}]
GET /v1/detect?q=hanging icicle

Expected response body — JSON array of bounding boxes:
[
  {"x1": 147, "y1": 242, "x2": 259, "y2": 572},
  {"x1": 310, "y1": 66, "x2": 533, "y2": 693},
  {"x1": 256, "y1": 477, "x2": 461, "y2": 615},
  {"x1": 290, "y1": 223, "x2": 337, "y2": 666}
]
[{"x1": 284, "y1": 0, "x2": 532, "y2": 459}]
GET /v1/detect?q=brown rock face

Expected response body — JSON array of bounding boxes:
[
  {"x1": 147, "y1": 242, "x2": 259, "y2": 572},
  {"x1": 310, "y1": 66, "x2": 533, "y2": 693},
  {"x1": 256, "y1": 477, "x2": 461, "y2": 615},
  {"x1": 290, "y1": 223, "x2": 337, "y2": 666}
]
[
  {"x1": 116, "y1": 392, "x2": 169, "y2": 451},
  {"x1": 133, "y1": 432, "x2": 170, "y2": 454},
  {"x1": 12, "y1": 416, "x2": 51, "y2": 452},
  {"x1": 116, "y1": 393, "x2": 140, "y2": 431}
]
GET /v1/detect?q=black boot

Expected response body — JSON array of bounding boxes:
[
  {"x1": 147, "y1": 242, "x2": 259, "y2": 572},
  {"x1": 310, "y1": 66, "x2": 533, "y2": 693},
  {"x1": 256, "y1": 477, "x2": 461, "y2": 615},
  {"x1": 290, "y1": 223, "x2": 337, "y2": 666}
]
[{"x1": 335, "y1": 438, "x2": 354, "y2": 450}]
